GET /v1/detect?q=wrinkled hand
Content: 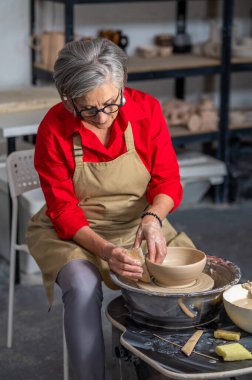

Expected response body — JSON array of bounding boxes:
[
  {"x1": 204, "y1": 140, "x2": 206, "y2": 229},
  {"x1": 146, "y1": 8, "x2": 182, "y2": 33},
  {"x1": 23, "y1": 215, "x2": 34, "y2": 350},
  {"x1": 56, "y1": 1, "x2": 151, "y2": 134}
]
[
  {"x1": 104, "y1": 245, "x2": 143, "y2": 281},
  {"x1": 134, "y1": 221, "x2": 167, "y2": 263}
]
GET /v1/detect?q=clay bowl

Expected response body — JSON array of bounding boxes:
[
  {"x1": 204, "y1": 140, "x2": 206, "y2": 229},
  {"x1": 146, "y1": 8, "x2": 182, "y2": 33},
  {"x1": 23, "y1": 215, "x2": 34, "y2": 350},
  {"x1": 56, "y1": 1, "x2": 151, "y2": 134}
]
[
  {"x1": 146, "y1": 247, "x2": 206, "y2": 288},
  {"x1": 223, "y1": 284, "x2": 252, "y2": 333}
]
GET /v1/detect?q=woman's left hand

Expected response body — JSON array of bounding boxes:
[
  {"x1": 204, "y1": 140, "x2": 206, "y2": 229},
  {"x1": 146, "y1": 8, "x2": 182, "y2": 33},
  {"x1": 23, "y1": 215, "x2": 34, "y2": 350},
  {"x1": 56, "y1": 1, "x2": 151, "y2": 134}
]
[{"x1": 134, "y1": 219, "x2": 167, "y2": 263}]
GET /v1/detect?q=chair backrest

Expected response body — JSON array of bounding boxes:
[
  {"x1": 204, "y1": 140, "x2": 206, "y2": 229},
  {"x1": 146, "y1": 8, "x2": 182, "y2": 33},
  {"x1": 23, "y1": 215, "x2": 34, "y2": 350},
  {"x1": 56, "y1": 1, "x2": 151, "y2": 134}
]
[{"x1": 6, "y1": 149, "x2": 40, "y2": 198}]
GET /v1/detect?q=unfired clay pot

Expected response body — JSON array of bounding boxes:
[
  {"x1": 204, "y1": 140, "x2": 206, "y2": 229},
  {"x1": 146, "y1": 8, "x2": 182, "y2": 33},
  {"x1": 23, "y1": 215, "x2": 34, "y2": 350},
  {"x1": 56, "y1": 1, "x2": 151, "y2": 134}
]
[
  {"x1": 223, "y1": 284, "x2": 252, "y2": 333},
  {"x1": 146, "y1": 247, "x2": 206, "y2": 287}
]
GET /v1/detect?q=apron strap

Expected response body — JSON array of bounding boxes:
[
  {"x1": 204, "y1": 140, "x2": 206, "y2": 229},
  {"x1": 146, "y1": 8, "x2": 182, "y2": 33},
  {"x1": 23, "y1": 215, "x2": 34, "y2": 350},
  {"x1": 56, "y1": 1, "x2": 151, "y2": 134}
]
[
  {"x1": 124, "y1": 122, "x2": 135, "y2": 152},
  {"x1": 73, "y1": 133, "x2": 84, "y2": 165}
]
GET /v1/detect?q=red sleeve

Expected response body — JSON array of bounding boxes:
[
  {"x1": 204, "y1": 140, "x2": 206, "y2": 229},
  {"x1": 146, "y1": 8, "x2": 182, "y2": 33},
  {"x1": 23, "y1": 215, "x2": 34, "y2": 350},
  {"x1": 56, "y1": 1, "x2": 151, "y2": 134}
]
[
  {"x1": 145, "y1": 99, "x2": 183, "y2": 211},
  {"x1": 34, "y1": 114, "x2": 89, "y2": 240}
]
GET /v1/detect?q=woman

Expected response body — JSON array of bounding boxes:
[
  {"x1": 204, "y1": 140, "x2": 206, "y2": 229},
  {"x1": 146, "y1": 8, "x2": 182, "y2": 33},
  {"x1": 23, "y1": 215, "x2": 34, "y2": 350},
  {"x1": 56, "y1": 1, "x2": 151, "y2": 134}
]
[{"x1": 27, "y1": 38, "x2": 194, "y2": 380}]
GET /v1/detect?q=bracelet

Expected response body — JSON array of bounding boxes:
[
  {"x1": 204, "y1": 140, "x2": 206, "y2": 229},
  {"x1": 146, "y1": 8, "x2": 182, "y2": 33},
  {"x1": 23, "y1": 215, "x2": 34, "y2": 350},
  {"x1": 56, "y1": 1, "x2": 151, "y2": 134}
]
[{"x1": 141, "y1": 211, "x2": 162, "y2": 227}]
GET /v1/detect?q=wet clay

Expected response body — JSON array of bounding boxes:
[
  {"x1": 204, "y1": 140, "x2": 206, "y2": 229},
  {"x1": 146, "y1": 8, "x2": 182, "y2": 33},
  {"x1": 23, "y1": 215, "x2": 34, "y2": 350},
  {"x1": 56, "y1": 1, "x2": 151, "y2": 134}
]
[{"x1": 233, "y1": 298, "x2": 252, "y2": 309}]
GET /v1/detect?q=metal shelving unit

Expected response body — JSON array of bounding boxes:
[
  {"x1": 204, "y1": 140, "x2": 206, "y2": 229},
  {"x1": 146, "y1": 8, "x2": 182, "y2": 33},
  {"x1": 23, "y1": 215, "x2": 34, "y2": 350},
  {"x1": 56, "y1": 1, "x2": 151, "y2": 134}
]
[{"x1": 30, "y1": 0, "x2": 252, "y2": 193}]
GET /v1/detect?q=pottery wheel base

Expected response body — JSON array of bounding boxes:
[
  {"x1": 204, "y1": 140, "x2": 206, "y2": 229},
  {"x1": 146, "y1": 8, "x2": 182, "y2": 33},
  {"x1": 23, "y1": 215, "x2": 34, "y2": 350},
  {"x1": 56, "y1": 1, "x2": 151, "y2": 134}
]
[{"x1": 137, "y1": 272, "x2": 214, "y2": 293}]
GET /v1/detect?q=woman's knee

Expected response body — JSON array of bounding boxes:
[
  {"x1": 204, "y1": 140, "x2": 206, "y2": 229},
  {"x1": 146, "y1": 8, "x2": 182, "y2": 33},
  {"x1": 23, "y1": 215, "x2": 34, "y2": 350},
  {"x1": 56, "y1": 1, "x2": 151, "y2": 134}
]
[{"x1": 57, "y1": 260, "x2": 103, "y2": 303}]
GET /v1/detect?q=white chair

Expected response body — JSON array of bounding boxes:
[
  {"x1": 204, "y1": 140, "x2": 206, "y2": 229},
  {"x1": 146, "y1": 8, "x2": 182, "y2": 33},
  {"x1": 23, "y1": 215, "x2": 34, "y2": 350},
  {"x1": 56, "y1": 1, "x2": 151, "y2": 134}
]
[{"x1": 6, "y1": 149, "x2": 69, "y2": 380}]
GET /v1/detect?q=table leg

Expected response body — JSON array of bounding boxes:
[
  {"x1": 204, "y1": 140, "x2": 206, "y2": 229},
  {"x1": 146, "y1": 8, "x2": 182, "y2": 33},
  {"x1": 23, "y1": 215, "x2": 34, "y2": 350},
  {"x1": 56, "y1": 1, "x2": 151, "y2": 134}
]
[
  {"x1": 7, "y1": 137, "x2": 20, "y2": 284},
  {"x1": 112, "y1": 326, "x2": 139, "y2": 380},
  {"x1": 7, "y1": 137, "x2": 16, "y2": 154}
]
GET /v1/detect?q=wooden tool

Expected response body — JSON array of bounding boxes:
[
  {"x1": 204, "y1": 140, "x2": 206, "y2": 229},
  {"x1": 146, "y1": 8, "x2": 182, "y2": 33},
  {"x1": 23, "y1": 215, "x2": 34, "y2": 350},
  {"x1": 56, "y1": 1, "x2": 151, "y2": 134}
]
[
  {"x1": 181, "y1": 330, "x2": 204, "y2": 356},
  {"x1": 128, "y1": 247, "x2": 151, "y2": 283},
  {"x1": 153, "y1": 333, "x2": 218, "y2": 361}
]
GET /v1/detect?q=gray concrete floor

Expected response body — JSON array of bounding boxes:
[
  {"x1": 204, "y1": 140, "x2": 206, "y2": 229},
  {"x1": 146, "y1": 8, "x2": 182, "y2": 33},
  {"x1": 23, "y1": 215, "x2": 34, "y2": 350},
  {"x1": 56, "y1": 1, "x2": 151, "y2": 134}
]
[{"x1": 0, "y1": 200, "x2": 252, "y2": 380}]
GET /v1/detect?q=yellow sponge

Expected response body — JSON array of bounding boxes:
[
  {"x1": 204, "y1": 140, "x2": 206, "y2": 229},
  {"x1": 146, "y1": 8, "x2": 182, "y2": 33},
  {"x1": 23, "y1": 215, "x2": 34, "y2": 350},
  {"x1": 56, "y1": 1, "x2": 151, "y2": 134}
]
[
  {"x1": 215, "y1": 343, "x2": 252, "y2": 361},
  {"x1": 214, "y1": 329, "x2": 241, "y2": 341}
]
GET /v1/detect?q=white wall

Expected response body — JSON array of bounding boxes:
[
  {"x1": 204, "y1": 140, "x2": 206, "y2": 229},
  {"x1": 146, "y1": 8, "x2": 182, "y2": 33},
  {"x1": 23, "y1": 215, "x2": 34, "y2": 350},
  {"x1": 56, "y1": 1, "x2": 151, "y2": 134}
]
[
  {"x1": 0, "y1": 0, "x2": 252, "y2": 108},
  {"x1": 0, "y1": 0, "x2": 30, "y2": 89}
]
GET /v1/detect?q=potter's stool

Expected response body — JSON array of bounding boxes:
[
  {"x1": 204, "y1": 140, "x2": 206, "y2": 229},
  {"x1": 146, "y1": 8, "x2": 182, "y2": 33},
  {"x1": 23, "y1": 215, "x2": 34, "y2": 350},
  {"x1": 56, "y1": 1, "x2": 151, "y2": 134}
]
[{"x1": 106, "y1": 296, "x2": 252, "y2": 380}]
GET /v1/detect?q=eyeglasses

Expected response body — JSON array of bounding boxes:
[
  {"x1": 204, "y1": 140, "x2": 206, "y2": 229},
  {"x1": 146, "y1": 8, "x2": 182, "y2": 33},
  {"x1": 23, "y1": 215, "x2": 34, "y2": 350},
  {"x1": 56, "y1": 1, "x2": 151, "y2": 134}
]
[{"x1": 72, "y1": 90, "x2": 123, "y2": 119}]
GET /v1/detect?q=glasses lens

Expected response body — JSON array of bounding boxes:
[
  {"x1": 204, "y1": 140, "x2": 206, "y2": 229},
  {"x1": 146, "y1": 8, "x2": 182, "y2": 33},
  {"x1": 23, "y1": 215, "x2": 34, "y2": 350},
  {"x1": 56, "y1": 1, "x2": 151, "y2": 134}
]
[
  {"x1": 81, "y1": 109, "x2": 98, "y2": 117},
  {"x1": 81, "y1": 104, "x2": 120, "y2": 118},
  {"x1": 103, "y1": 104, "x2": 120, "y2": 114}
]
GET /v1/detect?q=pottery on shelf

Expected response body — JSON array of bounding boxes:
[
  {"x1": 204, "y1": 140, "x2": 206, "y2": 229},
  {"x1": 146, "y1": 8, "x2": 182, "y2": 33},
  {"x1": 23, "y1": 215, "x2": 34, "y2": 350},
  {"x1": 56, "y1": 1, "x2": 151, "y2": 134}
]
[
  {"x1": 30, "y1": 31, "x2": 66, "y2": 70},
  {"x1": 136, "y1": 44, "x2": 173, "y2": 58},
  {"x1": 193, "y1": 21, "x2": 238, "y2": 59}
]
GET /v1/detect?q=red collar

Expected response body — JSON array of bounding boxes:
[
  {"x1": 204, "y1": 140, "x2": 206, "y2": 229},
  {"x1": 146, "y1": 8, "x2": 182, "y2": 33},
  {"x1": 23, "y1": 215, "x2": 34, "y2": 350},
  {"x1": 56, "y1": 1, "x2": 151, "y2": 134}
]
[{"x1": 61, "y1": 87, "x2": 147, "y2": 138}]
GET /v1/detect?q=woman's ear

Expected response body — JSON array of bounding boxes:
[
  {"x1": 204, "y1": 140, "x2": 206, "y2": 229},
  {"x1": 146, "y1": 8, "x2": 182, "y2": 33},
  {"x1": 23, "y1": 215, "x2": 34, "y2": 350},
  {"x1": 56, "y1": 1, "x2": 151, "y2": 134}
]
[{"x1": 62, "y1": 98, "x2": 75, "y2": 114}]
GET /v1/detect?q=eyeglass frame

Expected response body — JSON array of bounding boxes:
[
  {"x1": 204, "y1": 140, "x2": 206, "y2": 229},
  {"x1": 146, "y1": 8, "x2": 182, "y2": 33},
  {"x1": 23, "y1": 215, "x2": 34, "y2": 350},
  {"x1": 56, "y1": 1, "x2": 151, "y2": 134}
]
[{"x1": 71, "y1": 89, "x2": 123, "y2": 120}]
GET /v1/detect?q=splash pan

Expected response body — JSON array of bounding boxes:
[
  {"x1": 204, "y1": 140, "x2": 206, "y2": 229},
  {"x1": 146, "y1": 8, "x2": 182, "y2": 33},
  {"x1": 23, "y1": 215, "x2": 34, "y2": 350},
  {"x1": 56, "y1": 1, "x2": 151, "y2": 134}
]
[{"x1": 110, "y1": 256, "x2": 241, "y2": 329}]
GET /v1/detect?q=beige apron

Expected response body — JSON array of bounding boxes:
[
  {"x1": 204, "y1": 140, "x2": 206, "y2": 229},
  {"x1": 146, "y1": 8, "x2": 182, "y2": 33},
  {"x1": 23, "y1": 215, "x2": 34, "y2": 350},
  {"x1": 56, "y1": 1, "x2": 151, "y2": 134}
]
[{"x1": 26, "y1": 122, "x2": 194, "y2": 305}]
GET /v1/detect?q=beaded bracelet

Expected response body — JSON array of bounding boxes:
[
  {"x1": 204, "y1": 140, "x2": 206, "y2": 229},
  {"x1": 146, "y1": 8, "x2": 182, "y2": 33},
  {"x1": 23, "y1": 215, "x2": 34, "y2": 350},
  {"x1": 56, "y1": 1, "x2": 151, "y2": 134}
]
[{"x1": 141, "y1": 211, "x2": 162, "y2": 227}]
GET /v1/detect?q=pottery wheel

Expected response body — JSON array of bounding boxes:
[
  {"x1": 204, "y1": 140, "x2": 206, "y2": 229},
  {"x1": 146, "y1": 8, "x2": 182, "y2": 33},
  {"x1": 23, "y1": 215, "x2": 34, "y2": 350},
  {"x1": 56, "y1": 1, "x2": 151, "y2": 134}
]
[{"x1": 137, "y1": 273, "x2": 214, "y2": 293}]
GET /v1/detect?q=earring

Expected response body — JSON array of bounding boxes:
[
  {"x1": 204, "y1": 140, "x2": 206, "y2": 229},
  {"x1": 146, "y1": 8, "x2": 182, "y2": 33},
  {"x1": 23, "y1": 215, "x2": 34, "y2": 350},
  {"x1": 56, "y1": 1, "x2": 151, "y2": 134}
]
[{"x1": 122, "y1": 96, "x2": 126, "y2": 105}]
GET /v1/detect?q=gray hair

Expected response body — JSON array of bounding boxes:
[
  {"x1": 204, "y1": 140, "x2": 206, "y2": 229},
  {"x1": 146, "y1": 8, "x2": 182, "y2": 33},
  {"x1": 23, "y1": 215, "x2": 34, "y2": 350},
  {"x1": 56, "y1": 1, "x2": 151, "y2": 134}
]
[{"x1": 53, "y1": 38, "x2": 128, "y2": 101}]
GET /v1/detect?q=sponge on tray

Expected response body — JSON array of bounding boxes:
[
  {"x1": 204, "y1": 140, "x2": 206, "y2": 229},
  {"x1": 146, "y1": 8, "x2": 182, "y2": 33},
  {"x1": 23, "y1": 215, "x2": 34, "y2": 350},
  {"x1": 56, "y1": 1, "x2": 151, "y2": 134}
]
[
  {"x1": 214, "y1": 330, "x2": 241, "y2": 341},
  {"x1": 215, "y1": 343, "x2": 252, "y2": 361}
]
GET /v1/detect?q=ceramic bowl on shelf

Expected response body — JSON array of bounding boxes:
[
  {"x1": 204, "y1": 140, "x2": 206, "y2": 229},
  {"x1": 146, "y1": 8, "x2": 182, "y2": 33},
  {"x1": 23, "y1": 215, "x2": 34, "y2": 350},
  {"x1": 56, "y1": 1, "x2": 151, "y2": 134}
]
[
  {"x1": 145, "y1": 246, "x2": 206, "y2": 288},
  {"x1": 136, "y1": 45, "x2": 159, "y2": 58},
  {"x1": 223, "y1": 284, "x2": 252, "y2": 333},
  {"x1": 241, "y1": 37, "x2": 252, "y2": 48},
  {"x1": 232, "y1": 45, "x2": 252, "y2": 58},
  {"x1": 154, "y1": 33, "x2": 174, "y2": 47}
]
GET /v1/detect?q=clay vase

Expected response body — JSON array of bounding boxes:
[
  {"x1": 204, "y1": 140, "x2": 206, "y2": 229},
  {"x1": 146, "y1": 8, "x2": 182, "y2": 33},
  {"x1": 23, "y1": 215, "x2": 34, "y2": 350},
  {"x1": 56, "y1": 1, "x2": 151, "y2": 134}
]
[
  {"x1": 146, "y1": 247, "x2": 206, "y2": 287},
  {"x1": 98, "y1": 30, "x2": 129, "y2": 50},
  {"x1": 201, "y1": 21, "x2": 238, "y2": 58},
  {"x1": 203, "y1": 21, "x2": 221, "y2": 58},
  {"x1": 31, "y1": 31, "x2": 66, "y2": 70}
]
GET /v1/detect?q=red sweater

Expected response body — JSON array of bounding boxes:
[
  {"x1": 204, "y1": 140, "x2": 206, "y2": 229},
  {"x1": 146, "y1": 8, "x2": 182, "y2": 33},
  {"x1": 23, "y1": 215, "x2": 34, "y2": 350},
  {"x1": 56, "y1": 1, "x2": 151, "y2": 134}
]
[{"x1": 35, "y1": 87, "x2": 183, "y2": 239}]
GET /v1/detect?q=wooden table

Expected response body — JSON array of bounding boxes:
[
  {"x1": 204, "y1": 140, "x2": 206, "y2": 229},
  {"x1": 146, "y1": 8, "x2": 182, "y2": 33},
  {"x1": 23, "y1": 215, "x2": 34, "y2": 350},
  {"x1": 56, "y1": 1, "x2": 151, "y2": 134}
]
[
  {"x1": 0, "y1": 85, "x2": 59, "y2": 154},
  {"x1": 0, "y1": 109, "x2": 47, "y2": 154}
]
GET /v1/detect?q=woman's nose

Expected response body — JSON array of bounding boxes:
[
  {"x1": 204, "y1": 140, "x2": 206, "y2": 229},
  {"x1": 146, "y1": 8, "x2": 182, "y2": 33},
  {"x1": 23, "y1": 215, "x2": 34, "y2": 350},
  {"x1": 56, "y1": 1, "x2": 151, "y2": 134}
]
[{"x1": 94, "y1": 111, "x2": 109, "y2": 123}]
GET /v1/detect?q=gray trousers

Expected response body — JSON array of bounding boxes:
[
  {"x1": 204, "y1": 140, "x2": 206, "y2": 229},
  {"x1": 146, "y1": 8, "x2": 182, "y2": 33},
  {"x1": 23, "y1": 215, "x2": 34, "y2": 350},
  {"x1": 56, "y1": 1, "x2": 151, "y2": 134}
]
[{"x1": 57, "y1": 260, "x2": 105, "y2": 380}]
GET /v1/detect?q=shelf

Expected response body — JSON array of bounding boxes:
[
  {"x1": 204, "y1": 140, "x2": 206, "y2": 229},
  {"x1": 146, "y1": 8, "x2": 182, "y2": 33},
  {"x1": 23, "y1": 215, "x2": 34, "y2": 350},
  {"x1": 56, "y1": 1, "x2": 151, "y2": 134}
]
[
  {"x1": 36, "y1": 0, "x2": 185, "y2": 4},
  {"x1": 231, "y1": 57, "x2": 252, "y2": 72},
  {"x1": 34, "y1": 55, "x2": 252, "y2": 82},
  {"x1": 229, "y1": 123, "x2": 252, "y2": 137},
  {"x1": 128, "y1": 54, "x2": 221, "y2": 80},
  {"x1": 169, "y1": 125, "x2": 218, "y2": 146},
  {"x1": 34, "y1": 54, "x2": 221, "y2": 83}
]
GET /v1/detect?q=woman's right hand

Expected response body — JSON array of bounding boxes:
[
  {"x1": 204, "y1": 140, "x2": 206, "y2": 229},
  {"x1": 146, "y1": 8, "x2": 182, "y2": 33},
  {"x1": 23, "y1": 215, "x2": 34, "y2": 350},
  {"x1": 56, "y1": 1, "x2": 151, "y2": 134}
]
[
  {"x1": 73, "y1": 227, "x2": 143, "y2": 281},
  {"x1": 104, "y1": 245, "x2": 143, "y2": 281}
]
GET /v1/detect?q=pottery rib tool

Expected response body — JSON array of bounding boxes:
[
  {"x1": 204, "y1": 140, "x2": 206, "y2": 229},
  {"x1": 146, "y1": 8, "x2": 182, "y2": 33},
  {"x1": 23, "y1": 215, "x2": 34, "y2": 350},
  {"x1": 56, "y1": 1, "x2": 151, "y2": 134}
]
[
  {"x1": 181, "y1": 330, "x2": 204, "y2": 356},
  {"x1": 127, "y1": 247, "x2": 151, "y2": 283},
  {"x1": 177, "y1": 298, "x2": 196, "y2": 318},
  {"x1": 153, "y1": 333, "x2": 218, "y2": 361}
]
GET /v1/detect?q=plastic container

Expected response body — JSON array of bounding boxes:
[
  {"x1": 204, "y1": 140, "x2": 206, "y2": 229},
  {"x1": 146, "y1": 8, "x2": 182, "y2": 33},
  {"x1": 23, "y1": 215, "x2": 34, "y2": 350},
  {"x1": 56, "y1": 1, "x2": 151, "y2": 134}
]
[{"x1": 178, "y1": 152, "x2": 227, "y2": 205}]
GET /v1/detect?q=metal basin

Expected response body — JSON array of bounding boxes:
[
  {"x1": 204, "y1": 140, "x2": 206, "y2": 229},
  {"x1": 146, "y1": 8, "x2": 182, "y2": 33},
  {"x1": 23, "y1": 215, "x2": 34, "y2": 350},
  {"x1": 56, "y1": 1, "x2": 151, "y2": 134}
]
[{"x1": 110, "y1": 256, "x2": 241, "y2": 329}]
